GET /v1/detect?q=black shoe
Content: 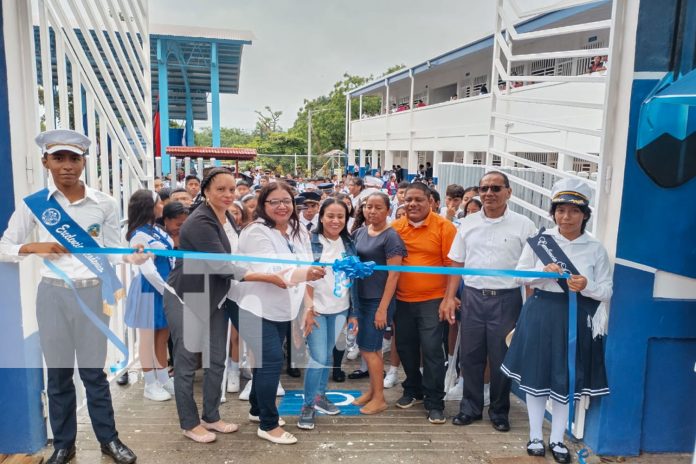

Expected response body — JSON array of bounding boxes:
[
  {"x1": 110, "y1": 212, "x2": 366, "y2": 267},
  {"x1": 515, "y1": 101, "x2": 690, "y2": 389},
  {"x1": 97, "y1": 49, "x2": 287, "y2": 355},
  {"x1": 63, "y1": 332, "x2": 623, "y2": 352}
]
[
  {"x1": 286, "y1": 367, "x2": 301, "y2": 378},
  {"x1": 100, "y1": 438, "x2": 137, "y2": 464},
  {"x1": 427, "y1": 409, "x2": 446, "y2": 424},
  {"x1": 333, "y1": 369, "x2": 346, "y2": 382},
  {"x1": 451, "y1": 413, "x2": 482, "y2": 426},
  {"x1": 395, "y1": 394, "x2": 424, "y2": 409},
  {"x1": 526, "y1": 439, "x2": 546, "y2": 457},
  {"x1": 347, "y1": 369, "x2": 369, "y2": 379},
  {"x1": 46, "y1": 446, "x2": 76, "y2": 464},
  {"x1": 116, "y1": 371, "x2": 129, "y2": 386},
  {"x1": 549, "y1": 442, "x2": 571, "y2": 464},
  {"x1": 491, "y1": 417, "x2": 510, "y2": 432}
]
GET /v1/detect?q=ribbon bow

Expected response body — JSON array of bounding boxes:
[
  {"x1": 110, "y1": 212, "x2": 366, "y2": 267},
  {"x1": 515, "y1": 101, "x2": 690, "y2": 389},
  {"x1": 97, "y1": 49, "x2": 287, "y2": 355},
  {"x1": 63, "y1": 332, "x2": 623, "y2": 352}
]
[{"x1": 330, "y1": 256, "x2": 376, "y2": 297}]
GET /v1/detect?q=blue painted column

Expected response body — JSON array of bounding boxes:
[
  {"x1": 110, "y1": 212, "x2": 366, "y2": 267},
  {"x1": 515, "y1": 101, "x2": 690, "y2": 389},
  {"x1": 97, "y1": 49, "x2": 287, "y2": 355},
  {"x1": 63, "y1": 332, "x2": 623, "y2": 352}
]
[
  {"x1": 211, "y1": 42, "x2": 221, "y2": 167},
  {"x1": 0, "y1": 2, "x2": 47, "y2": 453},
  {"x1": 157, "y1": 38, "x2": 170, "y2": 174}
]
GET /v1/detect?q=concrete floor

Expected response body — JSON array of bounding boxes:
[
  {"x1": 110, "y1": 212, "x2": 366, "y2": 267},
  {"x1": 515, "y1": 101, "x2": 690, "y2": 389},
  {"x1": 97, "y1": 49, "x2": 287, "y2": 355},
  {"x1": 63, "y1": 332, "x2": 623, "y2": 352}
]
[{"x1": 44, "y1": 360, "x2": 692, "y2": 464}]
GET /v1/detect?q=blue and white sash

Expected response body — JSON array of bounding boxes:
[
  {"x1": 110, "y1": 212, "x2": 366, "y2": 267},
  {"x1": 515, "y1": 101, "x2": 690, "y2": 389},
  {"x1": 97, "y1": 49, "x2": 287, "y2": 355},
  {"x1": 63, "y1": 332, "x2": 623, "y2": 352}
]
[{"x1": 24, "y1": 188, "x2": 124, "y2": 315}]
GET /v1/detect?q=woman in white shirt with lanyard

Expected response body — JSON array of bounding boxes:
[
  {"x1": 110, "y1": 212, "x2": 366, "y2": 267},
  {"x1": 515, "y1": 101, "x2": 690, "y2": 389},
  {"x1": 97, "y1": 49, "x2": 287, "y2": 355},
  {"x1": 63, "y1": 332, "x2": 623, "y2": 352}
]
[
  {"x1": 501, "y1": 178, "x2": 612, "y2": 463},
  {"x1": 234, "y1": 181, "x2": 325, "y2": 444},
  {"x1": 297, "y1": 198, "x2": 356, "y2": 430},
  {"x1": 124, "y1": 190, "x2": 174, "y2": 402}
]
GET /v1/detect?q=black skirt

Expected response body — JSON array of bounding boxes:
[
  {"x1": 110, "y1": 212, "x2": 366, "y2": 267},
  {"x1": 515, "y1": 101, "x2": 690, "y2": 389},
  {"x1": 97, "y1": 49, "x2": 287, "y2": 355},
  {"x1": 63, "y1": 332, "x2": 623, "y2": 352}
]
[{"x1": 501, "y1": 289, "x2": 609, "y2": 404}]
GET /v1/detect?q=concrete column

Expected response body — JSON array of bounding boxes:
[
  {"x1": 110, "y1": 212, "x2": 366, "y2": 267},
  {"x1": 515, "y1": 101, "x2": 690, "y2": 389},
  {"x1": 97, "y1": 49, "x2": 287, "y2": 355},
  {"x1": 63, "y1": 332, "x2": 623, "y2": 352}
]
[
  {"x1": 371, "y1": 150, "x2": 379, "y2": 175},
  {"x1": 359, "y1": 149, "x2": 366, "y2": 176},
  {"x1": 385, "y1": 150, "x2": 395, "y2": 171},
  {"x1": 347, "y1": 149, "x2": 356, "y2": 173},
  {"x1": 433, "y1": 150, "x2": 443, "y2": 185},
  {"x1": 464, "y1": 151, "x2": 475, "y2": 164},
  {"x1": 407, "y1": 150, "x2": 418, "y2": 180}
]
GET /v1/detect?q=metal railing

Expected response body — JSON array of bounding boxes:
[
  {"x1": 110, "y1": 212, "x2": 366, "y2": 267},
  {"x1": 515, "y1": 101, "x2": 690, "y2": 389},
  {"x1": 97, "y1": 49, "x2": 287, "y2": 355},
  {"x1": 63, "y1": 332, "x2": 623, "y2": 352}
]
[
  {"x1": 487, "y1": 0, "x2": 617, "y2": 237},
  {"x1": 34, "y1": 0, "x2": 152, "y2": 398}
]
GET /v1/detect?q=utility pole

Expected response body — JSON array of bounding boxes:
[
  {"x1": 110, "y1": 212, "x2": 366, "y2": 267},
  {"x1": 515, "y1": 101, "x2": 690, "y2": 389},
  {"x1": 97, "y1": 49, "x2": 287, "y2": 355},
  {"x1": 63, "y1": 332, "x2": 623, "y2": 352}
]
[{"x1": 307, "y1": 109, "x2": 312, "y2": 175}]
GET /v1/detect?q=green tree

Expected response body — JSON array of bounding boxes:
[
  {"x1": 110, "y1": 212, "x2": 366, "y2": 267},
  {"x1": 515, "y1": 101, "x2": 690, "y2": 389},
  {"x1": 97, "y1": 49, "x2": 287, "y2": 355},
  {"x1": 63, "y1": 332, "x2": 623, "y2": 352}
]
[{"x1": 289, "y1": 66, "x2": 404, "y2": 174}]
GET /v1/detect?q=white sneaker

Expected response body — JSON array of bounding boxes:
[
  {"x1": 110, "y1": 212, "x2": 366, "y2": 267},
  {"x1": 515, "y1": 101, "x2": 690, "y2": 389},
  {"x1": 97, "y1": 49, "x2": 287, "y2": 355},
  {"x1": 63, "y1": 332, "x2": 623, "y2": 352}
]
[
  {"x1": 445, "y1": 378, "x2": 464, "y2": 401},
  {"x1": 144, "y1": 382, "x2": 171, "y2": 402},
  {"x1": 346, "y1": 345, "x2": 360, "y2": 360},
  {"x1": 240, "y1": 366, "x2": 253, "y2": 380},
  {"x1": 239, "y1": 379, "x2": 252, "y2": 401},
  {"x1": 483, "y1": 383, "x2": 490, "y2": 407},
  {"x1": 383, "y1": 368, "x2": 399, "y2": 389},
  {"x1": 227, "y1": 370, "x2": 240, "y2": 393},
  {"x1": 162, "y1": 377, "x2": 175, "y2": 396},
  {"x1": 277, "y1": 382, "x2": 285, "y2": 397}
]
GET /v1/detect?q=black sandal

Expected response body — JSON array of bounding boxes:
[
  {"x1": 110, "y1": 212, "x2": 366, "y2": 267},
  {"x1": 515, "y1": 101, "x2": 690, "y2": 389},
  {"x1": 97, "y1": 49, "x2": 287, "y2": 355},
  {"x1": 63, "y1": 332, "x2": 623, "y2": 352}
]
[
  {"x1": 348, "y1": 369, "x2": 369, "y2": 379},
  {"x1": 549, "y1": 442, "x2": 571, "y2": 464},
  {"x1": 526, "y1": 438, "x2": 545, "y2": 457}
]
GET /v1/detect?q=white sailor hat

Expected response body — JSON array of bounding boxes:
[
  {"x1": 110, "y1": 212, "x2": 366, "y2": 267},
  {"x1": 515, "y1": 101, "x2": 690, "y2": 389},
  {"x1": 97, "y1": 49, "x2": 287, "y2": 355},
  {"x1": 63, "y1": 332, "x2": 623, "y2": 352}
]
[
  {"x1": 363, "y1": 175, "x2": 384, "y2": 188},
  {"x1": 35, "y1": 129, "x2": 90, "y2": 156},
  {"x1": 551, "y1": 177, "x2": 592, "y2": 207}
]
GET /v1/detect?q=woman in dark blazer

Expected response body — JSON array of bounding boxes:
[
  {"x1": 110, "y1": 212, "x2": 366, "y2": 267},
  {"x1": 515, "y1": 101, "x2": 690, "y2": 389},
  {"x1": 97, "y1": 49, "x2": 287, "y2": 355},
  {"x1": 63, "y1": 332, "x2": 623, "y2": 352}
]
[{"x1": 165, "y1": 168, "x2": 283, "y2": 443}]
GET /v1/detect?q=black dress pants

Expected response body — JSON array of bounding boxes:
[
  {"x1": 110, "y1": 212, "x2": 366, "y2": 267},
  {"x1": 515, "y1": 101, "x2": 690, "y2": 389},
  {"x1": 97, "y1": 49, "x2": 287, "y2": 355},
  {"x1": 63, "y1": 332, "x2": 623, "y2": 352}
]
[{"x1": 458, "y1": 286, "x2": 522, "y2": 420}]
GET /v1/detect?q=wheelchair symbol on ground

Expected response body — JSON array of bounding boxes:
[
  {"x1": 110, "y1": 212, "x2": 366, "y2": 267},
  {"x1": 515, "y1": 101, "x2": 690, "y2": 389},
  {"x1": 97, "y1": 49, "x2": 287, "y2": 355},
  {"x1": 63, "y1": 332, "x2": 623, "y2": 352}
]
[{"x1": 277, "y1": 390, "x2": 363, "y2": 416}]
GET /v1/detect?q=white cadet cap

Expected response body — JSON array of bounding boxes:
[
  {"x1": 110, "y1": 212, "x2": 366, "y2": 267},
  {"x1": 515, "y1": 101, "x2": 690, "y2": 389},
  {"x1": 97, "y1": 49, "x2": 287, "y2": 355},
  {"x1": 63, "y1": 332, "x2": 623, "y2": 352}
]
[
  {"x1": 551, "y1": 177, "x2": 592, "y2": 206},
  {"x1": 35, "y1": 129, "x2": 90, "y2": 156},
  {"x1": 363, "y1": 175, "x2": 384, "y2": 188}
]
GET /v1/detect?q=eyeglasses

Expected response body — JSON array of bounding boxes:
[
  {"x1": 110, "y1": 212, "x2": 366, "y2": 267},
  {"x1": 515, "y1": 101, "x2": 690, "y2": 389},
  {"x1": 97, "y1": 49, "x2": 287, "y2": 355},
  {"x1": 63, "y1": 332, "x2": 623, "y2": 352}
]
[
  {"x1": 479, "y1": 185, "x2": 506, "y2": 193},
  {"x1": 265, "y1": 199, "x2": 293, "y2": 208}
]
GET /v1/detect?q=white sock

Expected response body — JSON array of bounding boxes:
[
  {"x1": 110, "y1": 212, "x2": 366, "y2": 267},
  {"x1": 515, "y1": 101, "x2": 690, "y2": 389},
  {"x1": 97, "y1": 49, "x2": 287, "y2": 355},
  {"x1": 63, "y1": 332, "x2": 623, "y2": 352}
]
[
  {"x1": 143, "y1": 370, "x2": 157, "y2": 385},
  {"x1": 550, "y1": 399, "x2": 569, "y2": 445},
  {"x1": 156, "y1": 369, "x2": 169, "y2": 385},
  {"x1": 526, "y1": 393, "x2": 547, "y2": 445},
  {"x1": 360, "y1": 358, "x2": 368, "y2": 371},
  {"x1": 228, "y1": 359, "x2": 239, "y2": 371},
  {"x1": 387, "y1": 365, "x2": 398, "y2": 374},
  {"x1": 447, "y1": 354, "x2": 454, "y2": 366}
]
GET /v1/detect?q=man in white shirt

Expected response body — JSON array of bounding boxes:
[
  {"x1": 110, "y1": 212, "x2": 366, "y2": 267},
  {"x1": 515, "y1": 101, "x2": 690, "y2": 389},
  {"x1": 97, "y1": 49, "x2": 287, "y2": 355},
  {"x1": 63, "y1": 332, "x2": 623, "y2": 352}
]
[
  {"x1": 0, "y1": 129, "x2": 143, "y2": 464},
  {"x1": 442, "y1": 171, "x2": 536, "y2": 432}
]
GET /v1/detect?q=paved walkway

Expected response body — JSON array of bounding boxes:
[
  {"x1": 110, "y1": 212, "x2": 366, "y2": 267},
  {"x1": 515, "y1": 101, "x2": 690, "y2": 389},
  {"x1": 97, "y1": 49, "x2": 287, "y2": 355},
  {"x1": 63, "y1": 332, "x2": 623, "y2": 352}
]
[{"x1": 45, "y1": 361, "x2": 692, "y2": 464}]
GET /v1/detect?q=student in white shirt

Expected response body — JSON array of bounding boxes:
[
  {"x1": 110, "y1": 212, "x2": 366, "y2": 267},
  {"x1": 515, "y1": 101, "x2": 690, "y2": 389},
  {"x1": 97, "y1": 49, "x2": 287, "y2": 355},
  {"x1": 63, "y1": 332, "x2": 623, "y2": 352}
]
[
  {"x1": 0, "y1": 129, "x2": 144, "y2": 464},
  {"x1": 501, "y1": 178, "x2": 611, "y2": 463}
]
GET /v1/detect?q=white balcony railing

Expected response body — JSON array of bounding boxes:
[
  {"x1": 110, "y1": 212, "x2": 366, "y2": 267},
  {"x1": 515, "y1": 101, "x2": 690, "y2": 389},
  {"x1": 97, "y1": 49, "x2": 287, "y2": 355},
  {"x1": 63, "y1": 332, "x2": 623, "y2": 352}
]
[{"x1": 350, "y1": 80, "x2": 604, "y2": 155}]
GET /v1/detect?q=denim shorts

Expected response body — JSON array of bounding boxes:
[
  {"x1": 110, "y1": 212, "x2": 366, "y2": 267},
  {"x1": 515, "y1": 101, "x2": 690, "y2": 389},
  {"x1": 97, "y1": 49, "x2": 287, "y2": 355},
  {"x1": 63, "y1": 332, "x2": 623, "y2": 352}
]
[{"x1": 354, "y1": 297, "x2": 395, "y2": 352}]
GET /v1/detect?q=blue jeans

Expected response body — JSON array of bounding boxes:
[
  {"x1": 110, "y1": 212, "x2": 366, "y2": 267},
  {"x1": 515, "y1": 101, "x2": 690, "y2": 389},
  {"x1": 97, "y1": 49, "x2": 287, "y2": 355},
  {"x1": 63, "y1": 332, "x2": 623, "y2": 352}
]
[
  {"x1": 303, "y1": 310, "x2": 348, "y2": 406},
  {"x1": 235, "y1": 309, "x2": 288, "y2": 432}
]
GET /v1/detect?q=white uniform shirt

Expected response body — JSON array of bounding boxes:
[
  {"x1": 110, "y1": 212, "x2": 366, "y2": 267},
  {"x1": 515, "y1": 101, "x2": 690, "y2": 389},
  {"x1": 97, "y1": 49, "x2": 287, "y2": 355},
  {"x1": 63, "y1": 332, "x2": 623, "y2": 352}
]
[
  {"x1": 448, "y1": 206, "x2": 537, "y2": 289},
  {"x1": 129, "y1": 226, "x2": 173, "y2": 294},
  {"x1": 222, "y1": 220, "x2": 241, "y2": 306},
  {"x1": 0, "y1": 184, "x2": 122, "y2": 280},
  {"x1": 309, "y1": 235, "x2": 350, "y2": 315},
  {"x1": 234, "y1": 221, "x2": 311, "y2": 322},
  {"x1": 515, "y1": 227, "x2": 613, "y2": 302},
  {"x1": 299, "y1": 213, "x2": 318, "y2": 232}
]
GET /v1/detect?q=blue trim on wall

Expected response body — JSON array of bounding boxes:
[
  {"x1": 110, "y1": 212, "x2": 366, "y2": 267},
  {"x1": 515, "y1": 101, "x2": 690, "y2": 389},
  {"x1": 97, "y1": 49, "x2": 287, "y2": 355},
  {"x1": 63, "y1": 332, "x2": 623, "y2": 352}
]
[
  {"x1": 584, "y1": 265, "x2": 696, "y2": 455},
  {"x1": 0, "y1": 6, "x2": 46, "y2": 452}
]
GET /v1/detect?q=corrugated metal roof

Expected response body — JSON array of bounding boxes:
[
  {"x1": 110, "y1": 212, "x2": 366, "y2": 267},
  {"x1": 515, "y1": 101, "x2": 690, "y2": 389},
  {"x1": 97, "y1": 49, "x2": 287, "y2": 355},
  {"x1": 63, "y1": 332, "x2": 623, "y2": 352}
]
[
  {"x1": 150, "y1": 24, "x2": 254, "y2": 43},
  {"x1": 165, "y1": 146, "x2": 257, "y2": 160}
]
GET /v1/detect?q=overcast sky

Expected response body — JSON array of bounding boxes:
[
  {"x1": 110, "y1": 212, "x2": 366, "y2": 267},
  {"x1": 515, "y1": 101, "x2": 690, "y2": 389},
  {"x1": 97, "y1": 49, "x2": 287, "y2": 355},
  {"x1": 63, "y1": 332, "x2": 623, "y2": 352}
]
[{"x1": 149, "y1": 0, "x2": 497, "y2": 131}]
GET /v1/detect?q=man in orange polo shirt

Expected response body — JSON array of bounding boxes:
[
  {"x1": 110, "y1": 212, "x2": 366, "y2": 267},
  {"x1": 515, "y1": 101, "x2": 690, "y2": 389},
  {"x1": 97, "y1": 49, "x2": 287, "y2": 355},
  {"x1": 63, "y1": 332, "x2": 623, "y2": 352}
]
[{"x1": 391, "y1": 182, "x2": 457, "y2": 424}]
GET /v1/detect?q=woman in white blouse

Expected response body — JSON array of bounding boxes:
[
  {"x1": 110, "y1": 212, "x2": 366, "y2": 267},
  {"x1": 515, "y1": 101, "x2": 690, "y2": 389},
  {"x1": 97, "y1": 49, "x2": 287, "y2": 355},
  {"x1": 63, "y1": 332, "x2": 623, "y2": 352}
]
[
  {"x1": 234, "y1": 181, "x2": 325, "y2": 445},
  {"x1": 501, "y1": 178, "x2": 612, "y2": 464}
]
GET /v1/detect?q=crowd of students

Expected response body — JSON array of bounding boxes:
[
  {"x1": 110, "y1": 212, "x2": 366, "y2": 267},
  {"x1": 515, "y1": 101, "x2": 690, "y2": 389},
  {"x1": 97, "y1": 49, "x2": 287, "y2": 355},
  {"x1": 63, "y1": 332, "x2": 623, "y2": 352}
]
[{"x1": 1, "y1": 129, "x2": 612, "y2": 463}]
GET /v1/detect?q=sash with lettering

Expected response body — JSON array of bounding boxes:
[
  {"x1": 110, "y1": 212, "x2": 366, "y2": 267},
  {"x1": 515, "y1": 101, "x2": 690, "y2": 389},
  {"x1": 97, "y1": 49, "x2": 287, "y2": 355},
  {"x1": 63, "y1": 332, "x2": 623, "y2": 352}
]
[
  {"x1": 527, "y1": 227, "x2": 600, "y2": 317},
  {"x1": 527, "y1": 227, "x2": 599, "y2": 437},
  {"x1": 24, "y1": 188, "x2": 124, "y2": 315}
]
